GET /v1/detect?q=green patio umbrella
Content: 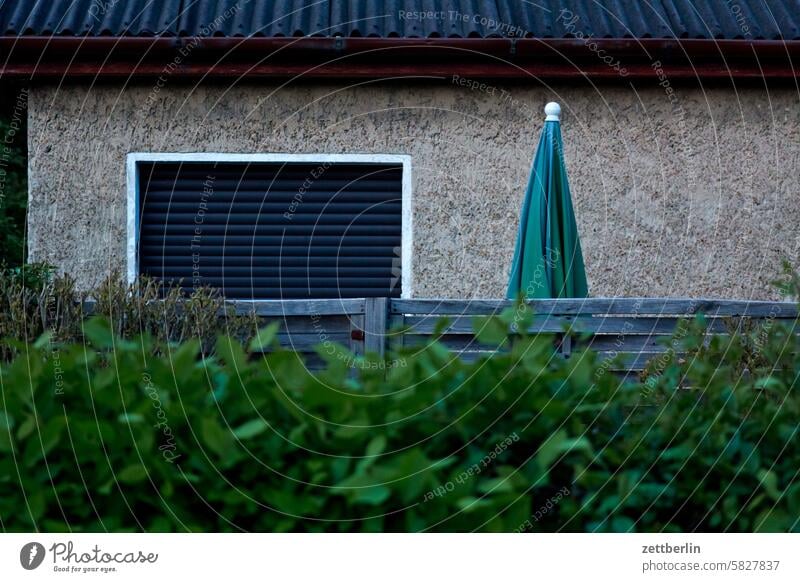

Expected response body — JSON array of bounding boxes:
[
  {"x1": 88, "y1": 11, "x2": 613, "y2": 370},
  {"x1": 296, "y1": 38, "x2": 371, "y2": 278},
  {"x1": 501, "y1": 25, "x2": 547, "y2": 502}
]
[{"x1": 506, "y1": 102, "x2": 589, "y2": 299}]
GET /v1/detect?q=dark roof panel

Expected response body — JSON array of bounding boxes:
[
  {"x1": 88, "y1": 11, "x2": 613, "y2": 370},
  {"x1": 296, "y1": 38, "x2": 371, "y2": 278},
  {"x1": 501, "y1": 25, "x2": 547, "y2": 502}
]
[
  {"x1": 0, "y1": 0, "x2": 180, "y2": 36},
  {"x1": 1, "y1": 0, "x2": 798, "y2": 39}
]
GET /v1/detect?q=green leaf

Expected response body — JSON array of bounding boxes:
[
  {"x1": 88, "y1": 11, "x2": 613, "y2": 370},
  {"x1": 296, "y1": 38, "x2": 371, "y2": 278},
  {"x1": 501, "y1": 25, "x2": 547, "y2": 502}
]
[
  {"x1": 33, "y1": 331, "x2": 53, "y2": 349},
  {"x1": 477, "y1": 476, "x2": 515, "y2": 495},
  {"x1": 432, "y1": 316, "x2": 452, "y2": 336},
  {"x1": 754, "y1": 508, "x2": 791, "y2": 532},
  {"x1": 170, "y1": 339, "x2": 201, "y2": 382},
  {"x1": 611, "y1": 515, "x2": 636, "y2": 532},
  {"x1": 0, "y1": 428, "x2": 13, "y2": 453},
  {"x1": 216, "y1": 335, "x2": 248, "y2": 371},
  {"x1": 456, "y1": 496, "x2": 492, "y2": 512},
  {"x1": 0, "y1": 410, "x2": 14, "y2": 431},
  {"x1": 118, "y1": 464, "x2": 149, "y2": 484},
  {"x1": 366, "y1": 435, "x2": 387, "y2": 457},
  {"x1": 755, "y1": 376, "x2": 783, "y2": 391},
  {"x1": 536, "y1": 429, "x2": 593, "y2": 470},
  {"x1": 16, "y1": 416, "x2": 36, "y2": 440},
  {"x1": 473, "y1": 316, "x2": 509, "y2": 346},
  {"x1": 248, "y1": 322, "x2": 281, "y2": 353},
  {"x1": 336, "y1": 473, "x2": 393, "y2": 505},
  {"x1": 81, "y1": 317, "x2": 115, "y2": 348},
  {"x1": 349, "y1": 486, "x2": 391, "y2": 506},
  {"x1": 758, "y1": 468, "x2": 781, "y2": 501},
  {"x1": 233, "y1": 418, "x2": 269, "y2": 440},
  {"x1": 786, "y1": 482, "x2": 800, "y2": 515},
  {"x1": 118, "y1": 413, "x2": 145, "y2": 424},
  {"x1": 201, "y1": 418, "x2": 235, "y2": 458},
  {"x1": 24, "y1": 417, "x2": 65, "y2": 466},
  {"x1": 353, "y1": 435, "x2": 388, "y2": 475}
]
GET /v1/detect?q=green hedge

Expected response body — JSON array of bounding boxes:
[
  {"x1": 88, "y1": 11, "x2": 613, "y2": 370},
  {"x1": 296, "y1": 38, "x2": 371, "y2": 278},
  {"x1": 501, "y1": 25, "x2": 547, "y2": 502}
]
[{"x1": 1, "y1": 303, "x2": 799, "y2": 532}]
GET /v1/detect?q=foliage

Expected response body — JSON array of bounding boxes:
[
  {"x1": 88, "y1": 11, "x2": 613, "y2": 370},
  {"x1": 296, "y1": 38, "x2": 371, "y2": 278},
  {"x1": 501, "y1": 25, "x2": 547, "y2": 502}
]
[
  {"x1": 0, "y1": 87, "x2": 28, "y2": 267},
  {"x1": 773, "y1": 259, "x2": 800, "y2": 302},
  {"x1": 0, "y1": 267, "x2": 255, "y2": 360},
  {"x1": 2, "y1": 262, "x2": 55, "y2": 291},
  {"x1": 1, "y1": 299, "x2": 798, "y2": 533},
  {"x1": 91, "y1": 274, "x2": 255, "y2": 353},
  {"x1": 0, "y1": 264, "x2": 81, "y2": 360}
]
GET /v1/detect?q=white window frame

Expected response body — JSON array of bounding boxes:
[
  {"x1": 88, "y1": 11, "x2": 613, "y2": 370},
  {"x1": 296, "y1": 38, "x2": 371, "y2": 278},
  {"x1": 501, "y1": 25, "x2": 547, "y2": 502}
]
[{"x1": 126, "y1": 152, "x2": 414, "y2": 298}]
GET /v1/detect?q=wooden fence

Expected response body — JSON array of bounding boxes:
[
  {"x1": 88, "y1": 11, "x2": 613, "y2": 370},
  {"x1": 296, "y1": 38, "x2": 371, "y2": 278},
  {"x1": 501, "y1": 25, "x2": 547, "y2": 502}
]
[
  {"x1": 229, "y1": 298, "x2": 798, "y2": 373},
  {"x1": 227, "y1": 298, "x2": 367, "y2": 366}
]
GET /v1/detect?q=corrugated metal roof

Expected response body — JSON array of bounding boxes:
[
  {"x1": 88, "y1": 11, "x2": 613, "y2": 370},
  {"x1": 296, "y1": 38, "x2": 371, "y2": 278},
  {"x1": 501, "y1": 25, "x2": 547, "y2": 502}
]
[
  {"x1": 1, "y1": 0, "x2": 798, "y2": 40},
  {"x1": 0, "y1": 0, "x2": 177, "y2": 36}
]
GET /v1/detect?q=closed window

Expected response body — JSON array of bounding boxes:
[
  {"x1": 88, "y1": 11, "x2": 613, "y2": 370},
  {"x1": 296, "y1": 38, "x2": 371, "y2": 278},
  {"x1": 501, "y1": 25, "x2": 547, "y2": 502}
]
[{"x1": 127, "y1": 154, "x2": 410, "y2": 299}]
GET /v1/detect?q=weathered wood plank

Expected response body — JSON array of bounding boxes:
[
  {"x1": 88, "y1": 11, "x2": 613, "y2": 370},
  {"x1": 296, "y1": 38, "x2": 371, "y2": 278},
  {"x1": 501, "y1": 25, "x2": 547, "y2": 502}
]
[
  {"x1": 394, "y1": 341, "x2": 675, "y2": 371},
  {"x1": 274, "y1": 332, "x2": 351, "y2": 350},
  {"x1": 227, "y1": 298, "x2": 366, "y2": 316},
  {"x1": 390, "y1": 298, "x2": 799, "y2": 318},
  {"x1": 595, "y1": 351, "x2": 661, "y2": 372},
  {"x1": 596, "y1": 349, "x2": 787, "y2": 372},
  {"x1": 251, "y1": 335, "x2": 350, "y2": 353},
  {"x1": 400, "y1": 315, "x2": 687, "y2": 335},
  {"x1": 560, "y1": 334, "x2": 572, "y2": 358},
  {"x1": 395, "y1": 333, "x2": 511, "y2": 351},
  {"x1": 396, "y1": 314, "x2": 796, "y2": 336},
  {"x1": 364, "y1": 297, "x2": 388, "y2": 358},
  {"x1": 576, "y1": 335, "x2": 674, "y2": 353},
  {"x1": 83, "y1": 299, "x2": 365, "y2": 317},
  {"x1": 215, "y1": 316, "x2": 342, "y2": 334},
  {"x1": 393, "y1": 347, "x2": 663, "y2": 371},
  {"x1": 445, "y1": 350, "x2": 506, "y2": 364},
  {"x1": 263, "y1": 315, "x2": 354, "y2": 334},
  {"x1": 595, "y1": 350, "x2": 736, "y2": 372}
]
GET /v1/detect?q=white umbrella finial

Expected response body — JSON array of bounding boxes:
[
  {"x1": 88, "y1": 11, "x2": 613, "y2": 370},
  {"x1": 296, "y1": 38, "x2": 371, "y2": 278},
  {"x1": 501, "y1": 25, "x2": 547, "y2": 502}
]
[{"x1": 544, "y1": 102, "x2": 561, "y2": 122}]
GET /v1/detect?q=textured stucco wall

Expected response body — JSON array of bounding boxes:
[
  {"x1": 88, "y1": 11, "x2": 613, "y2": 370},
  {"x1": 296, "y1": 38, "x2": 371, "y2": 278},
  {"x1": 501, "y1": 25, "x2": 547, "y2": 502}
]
[{"x1": 27, "y1": 80, "x2": 800, "y2": 299}]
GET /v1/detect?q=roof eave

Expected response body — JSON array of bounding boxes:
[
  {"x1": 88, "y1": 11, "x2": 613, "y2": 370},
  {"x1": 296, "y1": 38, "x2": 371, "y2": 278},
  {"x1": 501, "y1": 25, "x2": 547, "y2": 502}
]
[{"x1": 1, "y1": 36, "x2": 798, "y2": 80}]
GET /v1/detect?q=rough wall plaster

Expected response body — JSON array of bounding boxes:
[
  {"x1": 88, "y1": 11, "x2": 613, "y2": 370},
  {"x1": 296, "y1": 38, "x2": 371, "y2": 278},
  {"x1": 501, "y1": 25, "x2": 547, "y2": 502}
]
[{"x1": 27, "y1": 81, "x2": 800, "y2": 299}]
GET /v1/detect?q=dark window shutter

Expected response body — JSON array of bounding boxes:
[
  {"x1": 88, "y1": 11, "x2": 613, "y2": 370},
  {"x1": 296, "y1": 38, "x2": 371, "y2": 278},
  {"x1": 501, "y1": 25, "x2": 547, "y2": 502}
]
[{"x1": 137, "y1": 161, "x2": 403, "y2": 299}]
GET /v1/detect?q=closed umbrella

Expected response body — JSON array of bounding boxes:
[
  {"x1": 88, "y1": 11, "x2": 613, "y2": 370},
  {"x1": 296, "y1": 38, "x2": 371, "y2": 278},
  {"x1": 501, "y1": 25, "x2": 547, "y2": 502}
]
[{"x1": 506, "y1": 102, "x2": 589, "y2": 299}]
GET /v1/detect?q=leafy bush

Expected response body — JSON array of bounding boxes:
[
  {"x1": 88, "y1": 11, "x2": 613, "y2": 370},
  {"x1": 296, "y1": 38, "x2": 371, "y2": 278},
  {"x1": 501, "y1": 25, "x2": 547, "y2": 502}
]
[
  {"x1": 1, "y1": 301, "x2": 798, "y2": 532},
  {"x1": 0, "y1": 267, "x2": 255, "y2": 359}
]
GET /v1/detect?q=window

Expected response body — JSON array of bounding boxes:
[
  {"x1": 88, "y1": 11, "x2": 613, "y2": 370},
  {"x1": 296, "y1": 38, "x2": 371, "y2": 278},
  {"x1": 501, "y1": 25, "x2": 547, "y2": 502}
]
[{"x1": 127, "y1": 154, "x2": 411, "y2": 299}]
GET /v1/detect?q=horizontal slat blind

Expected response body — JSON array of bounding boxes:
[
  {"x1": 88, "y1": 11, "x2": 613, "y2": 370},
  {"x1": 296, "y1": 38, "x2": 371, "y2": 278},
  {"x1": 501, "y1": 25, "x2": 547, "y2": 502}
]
[{"x1": 138, "y1": 161, "x2": 403, "y2": 299}]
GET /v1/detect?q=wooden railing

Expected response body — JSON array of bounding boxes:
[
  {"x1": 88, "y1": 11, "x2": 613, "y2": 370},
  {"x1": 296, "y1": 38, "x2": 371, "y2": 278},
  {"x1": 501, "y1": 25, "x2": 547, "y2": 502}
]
[
  {"x1": 227, "y1": 298, "x2": 367, "y2": 366},
  {"x1": 230, "y1": 298, "x2": 799, "y2": 373}
]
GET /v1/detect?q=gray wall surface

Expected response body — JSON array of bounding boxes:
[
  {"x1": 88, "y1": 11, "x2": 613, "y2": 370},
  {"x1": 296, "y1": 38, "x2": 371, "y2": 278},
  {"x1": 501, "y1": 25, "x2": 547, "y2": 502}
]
[{"x1": 27, "y1": 80, "x2": 800, "y2": 299}]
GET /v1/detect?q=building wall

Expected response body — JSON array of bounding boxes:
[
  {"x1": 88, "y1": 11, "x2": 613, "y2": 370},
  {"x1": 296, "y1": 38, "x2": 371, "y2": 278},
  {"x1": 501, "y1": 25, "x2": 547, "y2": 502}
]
[{"x1": 27, "y1": 80, "x2": 800, "y2": 299}]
